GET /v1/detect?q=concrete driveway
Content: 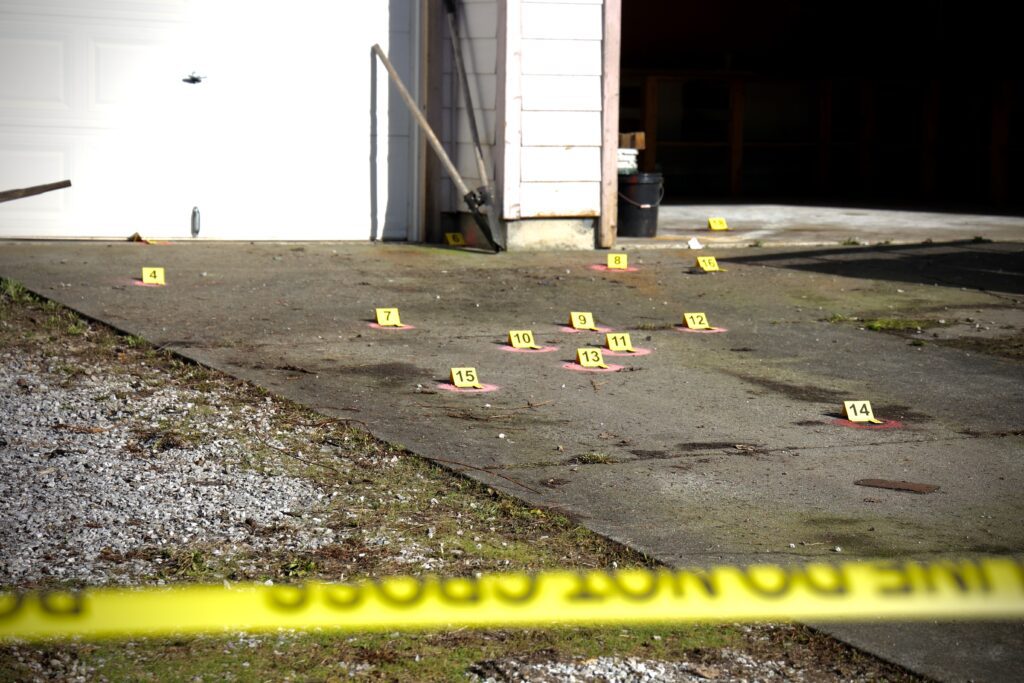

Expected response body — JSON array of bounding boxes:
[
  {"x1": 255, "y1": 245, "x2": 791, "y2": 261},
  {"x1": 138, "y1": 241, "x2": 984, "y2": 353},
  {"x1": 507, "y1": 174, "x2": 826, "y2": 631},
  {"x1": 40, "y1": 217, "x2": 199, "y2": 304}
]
[{"x1": 2, "y1": 235, "x2": 1022, "y2": 681}]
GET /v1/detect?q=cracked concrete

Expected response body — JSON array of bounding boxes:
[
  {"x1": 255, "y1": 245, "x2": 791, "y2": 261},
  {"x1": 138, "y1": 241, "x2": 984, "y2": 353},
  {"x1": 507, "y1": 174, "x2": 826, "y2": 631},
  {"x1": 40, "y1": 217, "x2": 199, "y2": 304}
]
[{"x1": 1, "y1": 236, "x2": 1022, "y2": 681}]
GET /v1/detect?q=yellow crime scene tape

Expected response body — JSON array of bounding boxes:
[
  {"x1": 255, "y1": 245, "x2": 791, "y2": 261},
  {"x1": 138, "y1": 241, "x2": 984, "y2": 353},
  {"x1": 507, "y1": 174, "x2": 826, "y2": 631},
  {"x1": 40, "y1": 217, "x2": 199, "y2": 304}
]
[{"x1": 2, "y1": 558, "x2": 1022, "y2": 641}]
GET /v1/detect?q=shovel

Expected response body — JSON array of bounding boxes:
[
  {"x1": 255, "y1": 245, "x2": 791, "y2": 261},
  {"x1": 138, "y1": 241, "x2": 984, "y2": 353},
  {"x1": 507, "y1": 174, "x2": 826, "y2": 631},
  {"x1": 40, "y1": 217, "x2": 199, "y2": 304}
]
[{"x1": 371, "y1": 44, "x2": 501, "y2": 252}]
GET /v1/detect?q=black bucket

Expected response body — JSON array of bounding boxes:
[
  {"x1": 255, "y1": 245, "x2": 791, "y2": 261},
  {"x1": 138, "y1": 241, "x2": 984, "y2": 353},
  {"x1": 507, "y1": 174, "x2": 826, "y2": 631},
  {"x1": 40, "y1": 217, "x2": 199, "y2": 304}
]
[{"x1": 617, "y1": 172, "x2": 663, "y2": 237}]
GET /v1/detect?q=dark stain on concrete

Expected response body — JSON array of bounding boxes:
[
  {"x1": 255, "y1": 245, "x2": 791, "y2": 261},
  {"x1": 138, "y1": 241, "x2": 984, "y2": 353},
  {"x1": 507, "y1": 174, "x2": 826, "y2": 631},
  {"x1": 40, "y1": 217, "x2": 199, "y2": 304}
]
[
  {"x1": 730, "y1": 373, "x2": 846, "y2": 404},
  {"x1": 873, "y1": 404, "x2": 933, "y2": 423},
  {"x1": 335, "y1": 362, "x2": 428, "y2": 386},
  {"x1": 674, "y1": 441, "x2": 740, "y2": 452}
]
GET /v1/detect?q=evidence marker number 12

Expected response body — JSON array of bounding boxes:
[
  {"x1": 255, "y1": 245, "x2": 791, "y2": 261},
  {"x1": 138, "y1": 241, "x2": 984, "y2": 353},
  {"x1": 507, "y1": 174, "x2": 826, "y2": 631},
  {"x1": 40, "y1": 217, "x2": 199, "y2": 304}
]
[
  {"x1": 142, "y1": 267, "x2": 166, "y2": 285},
  {"x1": 683, "y1": 312, "x2": 712, "y2": 330}
]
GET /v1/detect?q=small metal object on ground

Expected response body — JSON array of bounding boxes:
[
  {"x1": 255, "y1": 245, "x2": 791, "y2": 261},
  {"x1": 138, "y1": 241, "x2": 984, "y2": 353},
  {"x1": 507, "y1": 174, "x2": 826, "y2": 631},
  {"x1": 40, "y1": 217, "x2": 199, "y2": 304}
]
[{"x1": 854, "y1": 479, "x2": 940, "y2": 494}]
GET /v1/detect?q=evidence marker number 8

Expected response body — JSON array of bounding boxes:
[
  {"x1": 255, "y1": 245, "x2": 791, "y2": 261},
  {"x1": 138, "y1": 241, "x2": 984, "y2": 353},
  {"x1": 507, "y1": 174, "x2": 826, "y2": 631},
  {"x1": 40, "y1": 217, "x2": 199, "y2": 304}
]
[{"x1": 607, "y1": 253, "x2": 628, "y2": 270}]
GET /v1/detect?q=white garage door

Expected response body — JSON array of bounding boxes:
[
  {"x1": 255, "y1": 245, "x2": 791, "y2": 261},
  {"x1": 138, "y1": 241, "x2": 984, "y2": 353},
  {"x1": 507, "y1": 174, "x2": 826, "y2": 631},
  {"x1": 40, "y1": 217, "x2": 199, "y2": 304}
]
[{"x1": 0, "y1": 0, "x2": 418, "y2": 240}]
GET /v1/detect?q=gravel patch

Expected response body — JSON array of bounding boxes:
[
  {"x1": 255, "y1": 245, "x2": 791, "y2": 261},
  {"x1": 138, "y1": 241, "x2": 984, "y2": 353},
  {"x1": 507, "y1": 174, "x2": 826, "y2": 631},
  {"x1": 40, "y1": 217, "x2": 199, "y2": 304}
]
[
  {"x1": 0, "y1": 348, "x2": 334, "y2": 586},
  {"x1": 469, "y1": 649, "x2": 827, "y2": 682}
]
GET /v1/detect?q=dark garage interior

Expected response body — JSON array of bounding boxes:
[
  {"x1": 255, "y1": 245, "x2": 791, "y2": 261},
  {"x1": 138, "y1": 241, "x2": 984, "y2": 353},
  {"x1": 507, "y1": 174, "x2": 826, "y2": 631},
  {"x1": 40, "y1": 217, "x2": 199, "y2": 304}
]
[{"x1": 619, "y1": 0, "x2": 1022, "y2": 211}]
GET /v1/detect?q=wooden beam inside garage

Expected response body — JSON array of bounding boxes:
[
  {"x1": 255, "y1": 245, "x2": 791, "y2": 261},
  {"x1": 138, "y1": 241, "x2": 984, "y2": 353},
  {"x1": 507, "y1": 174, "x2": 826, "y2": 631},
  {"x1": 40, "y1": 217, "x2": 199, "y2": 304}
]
[{"x1": 599, "y1": 0, "x2": 623, "y2": 248}]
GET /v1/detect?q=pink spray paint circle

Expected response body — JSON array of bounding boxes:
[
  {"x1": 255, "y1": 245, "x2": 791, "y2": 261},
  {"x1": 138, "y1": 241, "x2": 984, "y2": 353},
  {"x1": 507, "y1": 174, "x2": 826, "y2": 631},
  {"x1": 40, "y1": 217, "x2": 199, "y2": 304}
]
[
  {"x1": 675, "y1": 325, "x2": 728, "y2": 334},
  {"x1": 500, "y1": 345, "x2": 559, "y2": 353},
  {"x1": 130, "y1": 280, "x2": 164, "y2": 288},
  {"x1": 830, "y1": 418, "x2": 904, "y2": 430},
  {"x1": 559, "y1": 325, "x2": 613, "y2": 334},
  {"x1": 588, "y1": 264, "x2": 640, "y2": 273},
  {"x1": 435, "y1": 383, "x2": 500, "y2": 393},
  {"x1": 603, "y1": 347, "x2": 652, "y2": 357},
  {"x1": 368, "y1": 323, "x2": 415, "y2": 330},
  {"x1": 561, "y1": 363, "x2": 623, "y2": 373}
]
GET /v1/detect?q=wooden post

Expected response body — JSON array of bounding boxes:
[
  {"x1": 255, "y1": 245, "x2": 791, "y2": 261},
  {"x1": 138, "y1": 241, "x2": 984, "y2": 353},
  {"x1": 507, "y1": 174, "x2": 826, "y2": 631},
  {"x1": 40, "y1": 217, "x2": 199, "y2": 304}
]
[
  {"x1": 599, "y1": 0, "x2": 622, "y2": 248},
  {"x1": 729, "y1": 79, "x2": 744, "y2": 197},
  {"x1": 991, "y1": 80, "x2": 1011, "y2": 204},
  {"x1": 921, "y1": 80, "x2": 940, "y2": 198},
  {"x1": 818, "y1": 80, "x2": 833, "y2": 196},
  {"x1": 642, "y1": 75, "x2": 658, "y2": 172}
]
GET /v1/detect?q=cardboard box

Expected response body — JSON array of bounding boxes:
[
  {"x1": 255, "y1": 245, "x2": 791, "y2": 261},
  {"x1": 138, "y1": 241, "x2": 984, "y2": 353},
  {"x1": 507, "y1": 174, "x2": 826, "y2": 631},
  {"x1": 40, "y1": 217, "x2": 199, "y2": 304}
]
[{"x1": 618, "y1": 132, "x2": 646, "y2": 150}]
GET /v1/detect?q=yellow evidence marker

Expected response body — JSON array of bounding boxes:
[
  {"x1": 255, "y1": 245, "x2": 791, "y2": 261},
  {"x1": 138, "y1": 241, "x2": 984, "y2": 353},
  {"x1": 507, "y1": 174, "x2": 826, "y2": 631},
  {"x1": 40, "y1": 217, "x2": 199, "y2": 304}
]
[
  {"x1": 569, "y1": 311, "x2": 599, "y2": 331},
  {"x1": 450, "y1": 367, "x2": 484, "y2": 389},
  {"x1": 843, "y1": 400, "x2": 884, "y2": 424},
  {"x1": 141, "y1": 267, "x2": 166, "y2": 285},
  {"x1": 605, "y1": 332, "x2": 635, "y2": 353},
  {"x1": 508, "y1": 330, "x2": 541, "y2": 349},
  {"x1": 576, "y1": 348, "x2": 609, "y2": 369},
  {"x1": 683, "y1": 312, "x2": 712, "y2": 330},
  {"x1": 445, "y1": 232, "x2": 467, "y2": 246},
  {"x1": 607, "y1": 253, "x2": 628, "y2": 270},
  {"x1": 375, "y1": 307, "x2": 403, "y2": 327},
  {"x1": 696, "y1": 256, "x2": 725, "y2": 272},
  {"x1": 708, "y1": 216, "x2": 729, "y2": 231}
]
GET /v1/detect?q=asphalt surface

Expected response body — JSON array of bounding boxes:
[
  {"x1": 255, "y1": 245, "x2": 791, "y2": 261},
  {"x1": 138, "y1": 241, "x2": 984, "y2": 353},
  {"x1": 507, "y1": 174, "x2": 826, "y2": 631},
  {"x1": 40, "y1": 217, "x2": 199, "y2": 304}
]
[{"x1": 2, "y1": 235, "x2": 1023, "y2": 681}]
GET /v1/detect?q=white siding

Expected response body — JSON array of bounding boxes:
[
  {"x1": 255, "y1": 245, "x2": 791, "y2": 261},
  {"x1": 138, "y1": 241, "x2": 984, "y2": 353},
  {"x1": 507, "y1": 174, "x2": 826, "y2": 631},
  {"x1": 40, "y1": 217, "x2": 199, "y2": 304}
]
[{"x1": 500, "y1": 0, "x2": 603, "y2": 219}]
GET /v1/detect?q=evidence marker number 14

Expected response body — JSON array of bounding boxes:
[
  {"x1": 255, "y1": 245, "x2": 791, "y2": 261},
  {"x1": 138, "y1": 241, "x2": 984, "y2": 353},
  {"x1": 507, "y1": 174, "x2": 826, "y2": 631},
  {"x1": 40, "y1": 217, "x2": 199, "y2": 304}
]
[
  {"x1": 843, "y1": 400, "x2": 884, "y2": 424},
  {"x1": 142, "y1": 267, "x2": 165, "y2": 285}
]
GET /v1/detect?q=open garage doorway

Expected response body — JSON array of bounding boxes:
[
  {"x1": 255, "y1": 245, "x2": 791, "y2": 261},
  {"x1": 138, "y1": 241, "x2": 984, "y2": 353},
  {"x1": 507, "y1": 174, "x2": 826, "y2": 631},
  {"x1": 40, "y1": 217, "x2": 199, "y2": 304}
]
[{"x1": 618, "y1": 1, "x2": 1022, "y2": 213}]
